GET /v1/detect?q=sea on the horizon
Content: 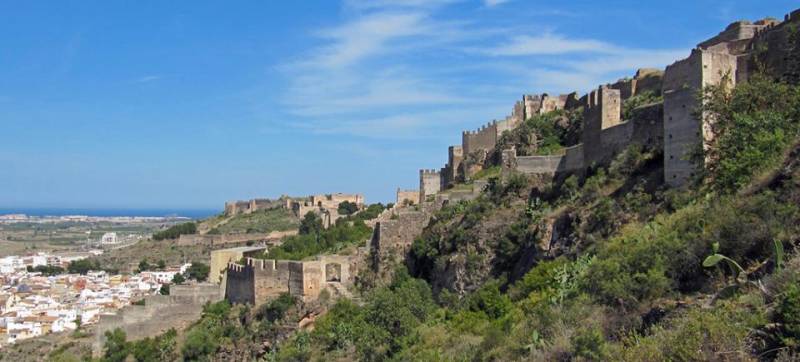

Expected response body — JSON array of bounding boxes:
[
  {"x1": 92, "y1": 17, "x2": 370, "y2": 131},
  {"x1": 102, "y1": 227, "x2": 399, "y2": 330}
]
[{"x1": 0, "y1": 208, "x2": 219, "y2": 219}]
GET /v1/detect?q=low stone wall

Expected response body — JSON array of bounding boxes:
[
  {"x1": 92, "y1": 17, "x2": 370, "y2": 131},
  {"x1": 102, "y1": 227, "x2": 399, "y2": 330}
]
[
  {"x1": 515, "y1": 155, "x2": 565, "y2": 174},
  {"x1": 370, "y1": 210, "x2": 430, "y2": 272},
  {"x1": 225, "y1": 252, "x2": 364, "y2": 305},
  {"x1": 92, "y1": 284, "x2": 222, "y2": 353},
  {"x1": 176, "y1": 230, "x2": 297, "y2": 247}
]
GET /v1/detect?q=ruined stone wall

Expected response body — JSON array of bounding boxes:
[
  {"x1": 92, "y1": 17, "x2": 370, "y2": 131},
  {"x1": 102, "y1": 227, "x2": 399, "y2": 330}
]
[
  {"x1": 600, "y1": 122, "x2": 634, "y2": 159},
  {"x1": 609, "y1": 69, "x2": 664, "y2": 100},
  {"x1": 443, "y1": 145, "x2": 464, "y2": 187},
  {"x1": 746, "y1": 13, "x2": 799, "y2": 82},
  {"x1": 225, "y1": 254, "x2": 361, "y2": 305},
  {"x1": 224, "y1": 263, "x2": 257, "y2": 304},
  {"x1": 561, "y1": 144, "x2": 585, "y2": 172},
  {"x1": 698, "y1": 20, "x2": 774, "y2": 51},
  {"x1": 630, "y1": 102, "x2": 665, "y2": 149},
  {"x1": 224, "y1": 201, "x2": 250, "y2": 216},
  {"x1": 176, "y1": 230, "x2": 296, "y2": 247},
  {"x1": 515, "y1": 155, "x2": 565, "y2": 174},
  {"x1": 93, "y1": 284, "x2": 221, "y2": 353},
  {"x1": 225, "y1": 199, "x2": 284, "y2": 216},
  {"x1": 462, "y1": 121, "x2": 498, "y2": 156},
  {"x1": 370, "y1": 210, "x2": 430, "y2": 272},
  {"x1": 310, "y1": 193, "x2": 364, "y2": 209},
  {"x1": 663, "y1": 48, "x2": 737, "y2": 186},
  {"x1": 419, "y1": 169, "x2": 442, "y2": 204},
  {"x1": 396, "y1": 189, "x2": 418, "y2": 207},
  {"x1": 210, "y1": 246, "x2": 267, "y2": 285},
  {"x1": 582, "y1": 86, "x2": 622, "y2": 166}
]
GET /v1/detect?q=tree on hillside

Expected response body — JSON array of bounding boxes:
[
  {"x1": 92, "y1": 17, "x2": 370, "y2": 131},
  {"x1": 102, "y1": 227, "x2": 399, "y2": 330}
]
[
  {"x1": 186, "y1": 262, "x2": 210, "y2": 282},
  {"x1": 138, "y1": 259, "x2": 151, "y2": 273},
  {"x1": 152, "y1": 222, "x2": 197, "y2": 241},
  {"x1": 299, "y1": 212, "x2": 323, "y2": 235},
  {"x1": 337, "y1": 201, "x2": 359, "y2": 216},
  {"x1": 103, "y1": 328, "x2": 130, "y2": 362}
]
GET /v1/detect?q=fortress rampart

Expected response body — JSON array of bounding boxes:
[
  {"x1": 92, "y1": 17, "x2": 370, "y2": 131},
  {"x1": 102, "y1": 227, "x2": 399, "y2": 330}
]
[
  {"x1": 224, "y1": 252, "x2": 362, "y2": 305},
  {"x1": 176, "y1": 230, "x2": 295, "y2": 247},
  {"x1": 419, "y1": 169, "x2": 442, "y2": 204},
  {"x1": 408, "y1": 8, "x2": 800, "y2": 197},
  {"x1": 396, "y1": 188, "x2": 419, "y2": 207},
  {"x1": 370, "y1": 210, "x2": 430, "y2": 273},
  {"x1": 92, "y1": 284, "x2": 222, "y2": 353}
]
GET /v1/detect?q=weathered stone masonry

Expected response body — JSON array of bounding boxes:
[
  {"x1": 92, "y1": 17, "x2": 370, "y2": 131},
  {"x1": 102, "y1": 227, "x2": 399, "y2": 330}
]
[{"x1": 224, "y1": 254, "x2": 360, "y2": 305}]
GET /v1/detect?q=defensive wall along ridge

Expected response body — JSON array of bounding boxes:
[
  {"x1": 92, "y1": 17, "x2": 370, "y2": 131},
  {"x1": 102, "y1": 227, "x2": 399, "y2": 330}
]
[
  {"x1": 410, "y1": 10, "x2": 800, "y2": 203},
  {"x1": 92, "y1": 284, "x2": 222, "y2": 354},
  {"x1": 217, "y1": 8, "x2": 800, "y2": 310},
  {"x1": 223, "y1": 251, "x2": 366, "y2": 305}
]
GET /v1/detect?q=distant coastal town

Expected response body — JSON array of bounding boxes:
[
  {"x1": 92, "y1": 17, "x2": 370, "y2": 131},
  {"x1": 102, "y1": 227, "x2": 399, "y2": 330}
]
[
  {"x1": 0, "y1": 250, "x2": 192, "y2": 348},
  {"x1": 0, "y1": 214, "x2": 190, "y2": 225}
]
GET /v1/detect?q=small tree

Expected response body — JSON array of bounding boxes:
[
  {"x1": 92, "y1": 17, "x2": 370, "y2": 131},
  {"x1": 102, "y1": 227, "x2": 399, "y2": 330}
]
[
  {"x1": 337, "y1": 201, "x2": 359, "y2": 216},
  {"x1": 172, "y1": 273, "x2": 186, "y2": 285},
  {"x1": 186, "y1": 262, "x2": 210, "y2": 282},
  {"x1": 299, "y1": 212, "x2": 323, "y2": 235},
  {"x1": 160, "y1": 284, "x2": 170, "y2": 295},
  {"x1": 157, "y1": 260, "x2": 166, "y2": 270},
  {"x1": 103, "y1": 328, "x2": 130, "y2": 362},
  {"x1": 138, "y1": 259, "x2": 151, "y2": 273}
]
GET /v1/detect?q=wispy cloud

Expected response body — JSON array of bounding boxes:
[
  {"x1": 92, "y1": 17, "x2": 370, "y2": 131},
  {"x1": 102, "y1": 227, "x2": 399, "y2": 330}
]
[
  {"x1": 271, "y1": 0, "x2": 689, "y2": 139},
  {"x1": 483, "y1": 33, "x2": 618, "y2": 56},
  {"x1": 134, "y1": 75, "x2": 162, "y2": 83},
  {"x1": 484, "y1": 0, "x2": 510, "y2": 7},
  {"x1": 302, "y1": 12, "x2": 432, "y2": 69}
]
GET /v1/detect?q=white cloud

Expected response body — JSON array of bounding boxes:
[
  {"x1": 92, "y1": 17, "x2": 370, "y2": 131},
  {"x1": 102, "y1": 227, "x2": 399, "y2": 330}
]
[
  {"x1": 134, "y1": 75, "x2": 161, "y2": 83},
  {"x1": 271, "y1": 0, "x2": 689, "y2": 140},
  {"x1": 483, "y1": 33, "x2": 619, "y2": 56},
  {"x1": 484, "y1": 0, "x2": 510, "y2": 7},
  {"x1": 304, "y1": 12, "x2": 432, "y2": 69}
]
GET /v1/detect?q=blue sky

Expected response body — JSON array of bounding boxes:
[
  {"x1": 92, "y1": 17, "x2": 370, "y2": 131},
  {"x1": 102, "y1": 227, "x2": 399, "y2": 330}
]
[{"x1": 1, "y1": 0, "x2": 797, "y2": 210}]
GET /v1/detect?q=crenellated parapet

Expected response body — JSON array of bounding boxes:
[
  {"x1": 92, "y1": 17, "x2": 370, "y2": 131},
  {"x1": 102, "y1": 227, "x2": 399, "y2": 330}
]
[{"x1": 224, "y1": 254, "x2": 359, "y2": 305}]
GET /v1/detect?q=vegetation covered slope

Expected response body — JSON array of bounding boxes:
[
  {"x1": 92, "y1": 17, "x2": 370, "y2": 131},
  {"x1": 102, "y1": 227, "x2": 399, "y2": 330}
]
[
  {"x1": 265, "y1": 75, "x2": 800, "y2": 361},
  {"x1": 57, "y1": 79, "x2": 800, "y2": 362},
  {"x1": 207, "y1": 207, "x2": 300, "y2": 235}
]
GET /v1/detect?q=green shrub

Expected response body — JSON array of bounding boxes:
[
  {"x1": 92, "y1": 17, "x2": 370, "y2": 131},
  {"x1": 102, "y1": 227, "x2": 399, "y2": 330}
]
[
  {"x1": 701, "y1": 75, "x2": 800, "y2": 193},
  {"x1": 257, "y1": 293, "x2": 296, "y2": 323},
  {"x1": 152, "y1": 222, "x2": 196, "y2": 241},
  {"x1": 777, "y1": 284, "x2": 800, "y2": 348}
]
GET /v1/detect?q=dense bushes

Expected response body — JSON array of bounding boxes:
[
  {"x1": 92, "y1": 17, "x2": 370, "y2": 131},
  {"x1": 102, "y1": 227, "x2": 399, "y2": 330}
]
[
  {"x1": 583, "y1": 191, "x2": 799, "y2": 307},
  {"x1": 279, "y1": 268, "x2": 437, "y2": 360},
  {"x1": 152, "y1": 222, "x2": 196, "y2": 241},
  {"x1": 266, "y1": 217, "x2": 372, "y2": 260},
  {"x1": 702, "y1": 75, "x2": 800, "y2": 193}
]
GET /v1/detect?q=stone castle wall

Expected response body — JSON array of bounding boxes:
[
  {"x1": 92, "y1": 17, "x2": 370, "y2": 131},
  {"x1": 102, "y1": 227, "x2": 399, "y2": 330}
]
[
  {"x1": 419, "y1": 169, "x2": 442, "y2": 204},
  {"x1": 92, "y1": 284, "x2": 221, "y2": 353},
  {"x1": 409, "y1": 9, "x2": 798, "y2": 207},
  {"x1": 462, "y1": 121, "x2": 499, "y2": 156},
  {"x1": 370, "y1": 210, "x2": 430, "y2": 272},
  {"x1": 209, "y1": 246, "x2": 268, "y2": 285},
  {"x1": 176, "y1": 230, "x2": 296, "y2": 247},
  {"x1": 582, "y1": 86, "x2": 622, "y2": 166},
  {"x1": 224, "y1": 252, "x2": 363, "y2": 305},
  {"x1": 396, "y1": 188, "x2": 419, "y2": 207}
]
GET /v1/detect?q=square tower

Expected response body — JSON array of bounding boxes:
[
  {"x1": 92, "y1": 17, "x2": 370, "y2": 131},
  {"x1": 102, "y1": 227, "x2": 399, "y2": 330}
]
[
  {"x1": 663, "y1": 49, "x2": 737, "y2": 187},
  {"x1": 581, "y1": 86, "x2": 622, "y2": 166}
]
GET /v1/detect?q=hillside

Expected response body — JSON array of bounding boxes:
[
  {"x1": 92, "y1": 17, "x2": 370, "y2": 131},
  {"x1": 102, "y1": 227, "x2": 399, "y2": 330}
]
[
  {"x1": 204, "y1": 207, "x2": 299, "y2": 235},
  {"x1": 42, "y1": 7, "x2": 800, "y2": 362}
]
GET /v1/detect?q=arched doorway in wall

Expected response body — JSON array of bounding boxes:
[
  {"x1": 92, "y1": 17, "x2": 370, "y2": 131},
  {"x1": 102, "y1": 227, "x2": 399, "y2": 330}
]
[{"x1": 325, "y1": 263, "x2": 342, "y2": 282}]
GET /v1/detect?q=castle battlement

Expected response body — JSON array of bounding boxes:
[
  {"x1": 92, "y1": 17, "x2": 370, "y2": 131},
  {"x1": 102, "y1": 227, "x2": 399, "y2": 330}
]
[
  {"x1": 420, "y1": 169, "x2": 441, "y2": 175},
  {"x1": 788, "y1": 9, "x2": 800, "y2": 22}
]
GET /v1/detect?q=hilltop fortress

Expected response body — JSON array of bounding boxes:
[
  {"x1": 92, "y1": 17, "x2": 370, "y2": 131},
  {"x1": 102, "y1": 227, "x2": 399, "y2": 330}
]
[
  {"x1": 410, "y1": 10, "x2": 800, "y2": 201},
  {"x1": 220, "y1": 9, "x2": 800, "y2": 308},
  {"x1": 224, "y1": 193, "x2": 364, "y2": 228}
]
